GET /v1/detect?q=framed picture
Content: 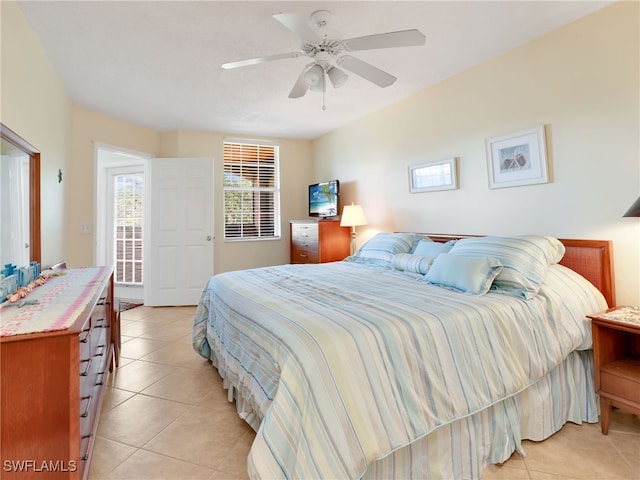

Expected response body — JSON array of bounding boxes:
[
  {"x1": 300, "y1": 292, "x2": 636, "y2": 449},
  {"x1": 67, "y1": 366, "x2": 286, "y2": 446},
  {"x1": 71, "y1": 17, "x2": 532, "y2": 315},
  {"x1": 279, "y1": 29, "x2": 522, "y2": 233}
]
[
  {"x1": 409, "y1": 157, "x2": 458, "y2": 193},
  {"x1": 485, "y1": 126, "x2": 548, "y2": 189}
]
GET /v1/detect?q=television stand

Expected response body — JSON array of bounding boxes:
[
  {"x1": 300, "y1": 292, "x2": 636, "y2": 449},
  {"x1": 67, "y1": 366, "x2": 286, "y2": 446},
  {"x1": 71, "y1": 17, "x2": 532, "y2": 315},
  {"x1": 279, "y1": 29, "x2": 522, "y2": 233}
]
[{"x1": 290, "y1": 219, "x2": 350, "y2": 264}]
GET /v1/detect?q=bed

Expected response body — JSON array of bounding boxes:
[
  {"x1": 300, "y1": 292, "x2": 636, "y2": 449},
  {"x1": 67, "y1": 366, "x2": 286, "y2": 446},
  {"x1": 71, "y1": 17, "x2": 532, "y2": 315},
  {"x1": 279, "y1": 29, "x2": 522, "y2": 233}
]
[{"x1": 192, "y1": 233, "x2": 615, "y2": 479}]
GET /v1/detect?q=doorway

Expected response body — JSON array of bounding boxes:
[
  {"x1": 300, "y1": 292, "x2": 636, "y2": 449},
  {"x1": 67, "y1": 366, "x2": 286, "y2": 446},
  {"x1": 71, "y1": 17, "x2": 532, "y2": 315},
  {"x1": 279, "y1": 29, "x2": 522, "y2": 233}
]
[{"x1": 96, "y1": 145, "x2": 149, "y2": 302}]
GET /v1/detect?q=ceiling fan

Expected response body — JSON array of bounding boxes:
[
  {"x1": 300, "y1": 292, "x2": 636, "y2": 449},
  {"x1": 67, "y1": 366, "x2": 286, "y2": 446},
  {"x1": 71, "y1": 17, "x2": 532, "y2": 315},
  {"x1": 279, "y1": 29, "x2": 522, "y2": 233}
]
[{"x1": 221, "y1": 10, "x2": 426, "y2": 103}]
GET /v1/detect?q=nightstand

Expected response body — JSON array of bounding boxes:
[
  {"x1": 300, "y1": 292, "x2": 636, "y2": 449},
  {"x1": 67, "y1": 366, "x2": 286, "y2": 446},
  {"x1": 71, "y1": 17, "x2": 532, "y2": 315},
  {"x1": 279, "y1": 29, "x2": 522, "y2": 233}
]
[{"x1": 588, "y1": 306, "x2": 640, "y2": 434}]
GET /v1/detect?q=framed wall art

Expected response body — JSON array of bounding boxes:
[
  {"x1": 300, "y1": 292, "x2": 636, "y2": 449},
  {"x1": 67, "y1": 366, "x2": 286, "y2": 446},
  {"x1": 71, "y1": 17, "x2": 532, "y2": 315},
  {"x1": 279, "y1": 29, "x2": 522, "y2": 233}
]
[
  {"x1": 485, "y1": 126, "x2": 548, "y2": 189},
  {"x1": 409, "y1": 157, "x2": 458, "y2": 193}
]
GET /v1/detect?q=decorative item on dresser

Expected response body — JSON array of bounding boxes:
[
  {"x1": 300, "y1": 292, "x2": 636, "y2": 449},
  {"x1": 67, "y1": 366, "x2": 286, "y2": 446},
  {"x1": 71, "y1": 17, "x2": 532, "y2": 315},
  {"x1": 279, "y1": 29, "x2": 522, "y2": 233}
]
[
  {"x1": 290, "y1": 219, "x2": 350, "y2": 264},
  {"x1": 588, "y1": 306, "x2": 640, "y2": 434},
  {"x1": 0, "y1": 266, "x2": 119, "y2": 479}
]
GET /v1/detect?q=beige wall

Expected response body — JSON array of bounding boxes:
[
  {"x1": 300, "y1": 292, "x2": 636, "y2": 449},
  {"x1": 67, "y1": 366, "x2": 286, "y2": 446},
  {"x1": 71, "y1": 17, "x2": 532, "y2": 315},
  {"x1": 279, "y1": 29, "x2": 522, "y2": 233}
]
[
  {"x1": 68, "y1": 107, "x2": 160, "y2": 267},
  {"x1": 67, "y1": 113, "x2": 313, "y2": 273},
  {"x1": 1, "y1": 1, "x2": 71, "y2": 267},
  {"x1": 156, "y1": 130, "x2": 313, "y2": 273},
  {"x1": 313, "y1": 2, "x2": 640, "y2": 306}
]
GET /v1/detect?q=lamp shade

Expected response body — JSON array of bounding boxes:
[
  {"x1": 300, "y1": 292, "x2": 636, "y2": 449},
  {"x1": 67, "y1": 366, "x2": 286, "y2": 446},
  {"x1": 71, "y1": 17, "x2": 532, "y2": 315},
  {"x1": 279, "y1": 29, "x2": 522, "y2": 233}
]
[
  {"x1": 309, "y1": 74, "x2": 326, "y2": 93},
  {"x1": 340, "y1": 204, "x2": 367, "y2": 227},
  {"x1": 623, "y1": 196, "x2": 640, "y2": 217},
  {"x1": 327, "y1": 66, "x2": 348, "y2": 88},
  {"x1": 304, "y1": 64, "x2": 324, "y2": 86}
]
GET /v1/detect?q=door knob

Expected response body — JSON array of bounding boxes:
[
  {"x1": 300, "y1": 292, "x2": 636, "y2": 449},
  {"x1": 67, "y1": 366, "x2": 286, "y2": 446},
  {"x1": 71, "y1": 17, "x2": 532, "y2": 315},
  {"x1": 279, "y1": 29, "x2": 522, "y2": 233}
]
[{"x1": 206, "y1": 235, "x2": 213, "y2": 241}]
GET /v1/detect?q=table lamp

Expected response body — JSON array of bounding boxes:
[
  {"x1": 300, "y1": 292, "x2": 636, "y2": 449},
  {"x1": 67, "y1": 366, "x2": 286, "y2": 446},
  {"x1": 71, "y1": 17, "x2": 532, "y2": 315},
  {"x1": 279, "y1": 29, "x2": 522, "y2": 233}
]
[{"x1": 340, "y1": 204, "x2": 367, "y2": 255}]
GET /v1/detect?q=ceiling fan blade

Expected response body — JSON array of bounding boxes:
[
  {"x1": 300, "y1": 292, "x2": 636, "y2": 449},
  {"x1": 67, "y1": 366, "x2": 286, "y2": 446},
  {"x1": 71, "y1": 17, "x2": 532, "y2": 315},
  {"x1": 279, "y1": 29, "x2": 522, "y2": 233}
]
[
  {"x1": 221, "y1": 52, "x2": 301, "y2": 69},
  {"x1": 337, "y1": 55, "x2": 396, "y2": 88},
  {"x1": 343, "y1": 29, "x2": 425, "y2": 51},
  {"x1": 273, "y1": 13, "x2": 320, "y2": 43},
  {"x1": 288, "y1": 66, "x2": 310, "y2": 98}
]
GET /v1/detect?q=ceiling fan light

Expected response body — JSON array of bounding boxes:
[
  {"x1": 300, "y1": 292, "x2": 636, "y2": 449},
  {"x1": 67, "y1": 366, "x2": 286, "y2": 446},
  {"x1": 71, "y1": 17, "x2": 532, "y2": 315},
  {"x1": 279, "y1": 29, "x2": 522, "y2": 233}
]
[
  {"x1": 309, "y1": 73, "x2": 326, "y2": 92},
  {"x1": 327, "y1": 66, "x2": 348, "y2": 88},
  {"x1": 304, "y1": 64, "x2": 324, "y2": 86}
]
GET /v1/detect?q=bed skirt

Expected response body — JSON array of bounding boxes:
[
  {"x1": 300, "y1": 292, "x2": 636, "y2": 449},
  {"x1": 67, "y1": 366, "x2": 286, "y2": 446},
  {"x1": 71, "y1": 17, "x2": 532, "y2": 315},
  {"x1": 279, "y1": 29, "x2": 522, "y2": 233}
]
[{"x1": 210, "y1": 341, "x2": 597, "y2": 480}]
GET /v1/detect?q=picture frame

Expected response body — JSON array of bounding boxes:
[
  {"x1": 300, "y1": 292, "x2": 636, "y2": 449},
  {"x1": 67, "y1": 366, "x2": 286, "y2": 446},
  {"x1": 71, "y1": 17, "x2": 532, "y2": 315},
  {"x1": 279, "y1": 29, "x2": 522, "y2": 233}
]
[
  {"x1": 485, "y1": 126, "x2": 548, "y2": 189},
  {"x1": 409, "y1": 157, "x2": 458, "y2": 193}
]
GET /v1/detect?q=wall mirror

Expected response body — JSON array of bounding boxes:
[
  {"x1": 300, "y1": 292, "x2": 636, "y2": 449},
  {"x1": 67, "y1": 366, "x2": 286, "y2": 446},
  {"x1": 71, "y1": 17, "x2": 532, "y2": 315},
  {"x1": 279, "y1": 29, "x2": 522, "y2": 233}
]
[{"x1": 0, "y1": 123, "x2": 41, "y2": 266}]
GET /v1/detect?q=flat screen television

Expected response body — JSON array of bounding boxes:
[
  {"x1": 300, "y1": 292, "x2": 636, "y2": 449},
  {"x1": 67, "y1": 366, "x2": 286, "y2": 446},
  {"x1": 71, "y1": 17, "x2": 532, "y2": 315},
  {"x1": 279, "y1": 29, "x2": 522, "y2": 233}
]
[{"x1": 308, "y1": 179, "x2": 340, "y2": 218}]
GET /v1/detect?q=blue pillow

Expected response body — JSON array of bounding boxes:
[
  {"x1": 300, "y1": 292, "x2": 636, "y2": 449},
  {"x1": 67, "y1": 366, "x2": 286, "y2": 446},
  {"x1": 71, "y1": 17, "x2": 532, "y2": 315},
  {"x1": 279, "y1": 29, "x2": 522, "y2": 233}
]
[
  {"x1": 346, "y1": 232, "x2": 425, "y2": 268},
  {"x1": 424, "y1": 254, "x2": 503, "y2": 295},
  {"x1": 412, "y1": 240, "x2": 454, "y2": 257},
  {"x1": 448, "y1": 235, "x2": 565, "y2": 299},
  {"x1": 391, "y1": 253, "x2": 433, "y2": 275}
]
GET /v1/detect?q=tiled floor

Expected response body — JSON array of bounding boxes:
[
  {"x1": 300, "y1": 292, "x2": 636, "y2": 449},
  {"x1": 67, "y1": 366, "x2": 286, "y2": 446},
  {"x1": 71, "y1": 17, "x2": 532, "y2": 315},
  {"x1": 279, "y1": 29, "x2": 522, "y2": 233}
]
[{"x1": 89, "y1": 306, "x2": 640, "y2": 480}]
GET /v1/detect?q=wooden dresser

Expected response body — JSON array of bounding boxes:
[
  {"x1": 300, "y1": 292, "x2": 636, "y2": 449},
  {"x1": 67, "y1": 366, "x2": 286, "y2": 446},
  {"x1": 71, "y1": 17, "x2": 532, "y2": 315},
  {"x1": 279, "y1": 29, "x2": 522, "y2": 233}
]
[
  {"x1": 0, "y1": 267, "x2": 118, "y2": 479},
  {"x1": 290, "y1": 219, "x2": 350, "y2": 264}
]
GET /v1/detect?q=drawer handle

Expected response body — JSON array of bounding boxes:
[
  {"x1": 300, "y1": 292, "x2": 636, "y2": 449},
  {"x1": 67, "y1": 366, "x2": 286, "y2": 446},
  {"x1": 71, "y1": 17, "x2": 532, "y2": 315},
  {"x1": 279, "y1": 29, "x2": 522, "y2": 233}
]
[
  {"x1": 79, "y1": 331, "x2": 90, "y2": 344},
  {"x1": 300, "y1": 254, "x2": 308, "y2": 258},
  {"x1": 80, "y1": 395, "x2": 92, "y2": 418},
  {"x1": 81, "y1": 433, "x2": 93, "y2": 440},
  {"x1": 97, "y1": 296, "x2": 107, "y2": 306},
  {"x1": 81, "y1": 454, "x2": 89, "y2": 462},
  {"x1": 96, "y1": 371, "x2": 106, "y2": 386},
  {"x1": 94, "y1": 345, "x2": 106, "y2": 357},
  {"x1": 80, "y1": 358, "x2": 92, "y2": 376}
]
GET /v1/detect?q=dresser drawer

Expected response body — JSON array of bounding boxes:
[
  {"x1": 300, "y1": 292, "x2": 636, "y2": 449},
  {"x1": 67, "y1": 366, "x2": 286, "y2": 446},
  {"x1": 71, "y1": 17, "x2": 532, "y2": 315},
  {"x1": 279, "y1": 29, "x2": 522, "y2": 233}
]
[
  {"x1": 291, "y1": 224, "x2": 319, "y2": 244},
  {"x1": 291, "y1": 246, "x2": 319, "y2": 263}
]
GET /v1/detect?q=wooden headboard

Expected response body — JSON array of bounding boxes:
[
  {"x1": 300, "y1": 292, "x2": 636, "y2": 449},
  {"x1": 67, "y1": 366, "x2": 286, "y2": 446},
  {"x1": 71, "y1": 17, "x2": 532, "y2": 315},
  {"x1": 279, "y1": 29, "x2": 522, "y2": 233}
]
[{"x1": 426, "y1": 235, "x2": 616, "y2": 307}]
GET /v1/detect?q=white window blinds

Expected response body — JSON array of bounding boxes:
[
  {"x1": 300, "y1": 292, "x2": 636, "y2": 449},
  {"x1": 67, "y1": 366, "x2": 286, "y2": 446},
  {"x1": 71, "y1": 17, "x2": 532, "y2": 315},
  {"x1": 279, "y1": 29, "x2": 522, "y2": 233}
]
[{"x1": 223, "y1": 140, "x2": 280, "y2": 240}]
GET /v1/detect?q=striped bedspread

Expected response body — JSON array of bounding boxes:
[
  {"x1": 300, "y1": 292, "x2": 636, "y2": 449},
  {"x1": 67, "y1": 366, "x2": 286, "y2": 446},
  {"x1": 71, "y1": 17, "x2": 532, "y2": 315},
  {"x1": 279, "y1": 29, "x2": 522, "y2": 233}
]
[{"x1": 192, "y1": 262, "x2": 606, "y2": 479}]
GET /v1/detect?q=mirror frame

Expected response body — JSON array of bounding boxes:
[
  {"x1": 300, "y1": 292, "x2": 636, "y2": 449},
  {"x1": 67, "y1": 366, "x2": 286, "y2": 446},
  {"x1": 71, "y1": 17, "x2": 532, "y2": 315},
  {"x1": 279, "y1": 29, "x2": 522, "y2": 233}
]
[{"x1": 0, "y1": 123, "x2": 41, "y2": 264}]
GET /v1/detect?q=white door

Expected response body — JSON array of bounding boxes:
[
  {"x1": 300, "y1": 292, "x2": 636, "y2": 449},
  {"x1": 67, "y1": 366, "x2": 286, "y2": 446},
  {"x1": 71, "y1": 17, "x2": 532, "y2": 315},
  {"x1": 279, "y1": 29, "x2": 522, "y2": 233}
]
[{"x1": 144, "y1": 157, "x2": 214, "y2": 306}]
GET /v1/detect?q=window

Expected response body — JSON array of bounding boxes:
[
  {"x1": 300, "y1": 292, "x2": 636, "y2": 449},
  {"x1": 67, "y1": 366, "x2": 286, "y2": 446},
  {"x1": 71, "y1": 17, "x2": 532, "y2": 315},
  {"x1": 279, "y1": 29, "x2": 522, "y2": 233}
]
[
  {"x1": 113, "y1": 172, "x2": 143, "y2": 284},
  {"x1": 223, "y1": 140, "x2": 280, "y2": 240}
]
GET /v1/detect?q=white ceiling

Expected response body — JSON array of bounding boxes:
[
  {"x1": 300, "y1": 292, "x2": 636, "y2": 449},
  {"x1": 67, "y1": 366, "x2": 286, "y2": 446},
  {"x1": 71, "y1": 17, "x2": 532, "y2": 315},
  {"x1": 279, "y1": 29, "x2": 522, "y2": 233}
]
[{"x1": 18, "y1": 1, "x2": 612, "y2": 140}]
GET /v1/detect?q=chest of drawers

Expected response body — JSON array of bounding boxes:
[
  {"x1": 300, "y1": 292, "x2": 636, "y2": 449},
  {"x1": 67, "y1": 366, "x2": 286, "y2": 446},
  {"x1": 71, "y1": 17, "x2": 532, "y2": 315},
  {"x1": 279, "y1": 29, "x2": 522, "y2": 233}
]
[
  {"x1": 290, "y1": 219, "x2": 350, "y2": 264},
  {"x1": 0, "y1": 267, "x2": 118, "y2": 479}
]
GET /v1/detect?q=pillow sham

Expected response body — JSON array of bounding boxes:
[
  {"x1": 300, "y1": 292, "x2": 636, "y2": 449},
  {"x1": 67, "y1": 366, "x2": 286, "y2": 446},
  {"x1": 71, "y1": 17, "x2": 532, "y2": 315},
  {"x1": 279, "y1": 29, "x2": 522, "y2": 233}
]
[
  {"x1": 391, "y1": 253, "x2": 433, "y2": 275},
  {"x1": 448, "y1": 235, "x2": 565, "y2": 299},
  {"x1": 424, "y1": 254, "x2": 503, "y2": 295},
  {"x1": 346, "y1": 232, "x2": 425, "y2": 268},
  {"x1": 412, "y1": 239, "x2": 454, "y2": 257}
]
